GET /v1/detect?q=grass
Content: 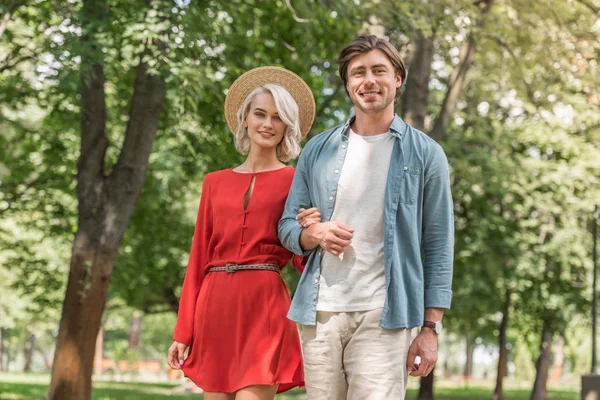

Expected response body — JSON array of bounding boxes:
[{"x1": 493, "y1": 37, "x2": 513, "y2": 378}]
[{"x1": 0, "y1": 373, "x2": 580, "y2": 400}]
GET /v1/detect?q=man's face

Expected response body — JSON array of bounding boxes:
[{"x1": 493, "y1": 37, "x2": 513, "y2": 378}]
[{"x1": 346, "y1": 49, "x2": 402, "y2": 115}]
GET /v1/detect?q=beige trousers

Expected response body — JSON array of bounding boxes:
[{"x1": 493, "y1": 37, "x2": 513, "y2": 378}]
[{"x1": 301, "y1": 308, "x2": 412, "y2": 400}]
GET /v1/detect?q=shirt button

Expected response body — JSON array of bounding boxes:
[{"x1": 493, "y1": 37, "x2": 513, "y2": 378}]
[
  {"x1": 241, "y1": 242, "x2": 245, "y2": 246},
  {"x1": 329, "y1": 196, "x2": 333, "y2": 201},
  {"x1": 244, "y1": 210, "x2": 249, "y2": 214},
  {"x1": 342, "y1": 145, "x2": 347, "y2": 149},
  {"x1": 242, "y1": 225, "x2": 247, "y2": 229},
  {"x1": 334, "y1": 170, "x2": 339, "y2": 174},
  {"x1": 314, "y1": 279, "x2": 319, "y2": 284}
]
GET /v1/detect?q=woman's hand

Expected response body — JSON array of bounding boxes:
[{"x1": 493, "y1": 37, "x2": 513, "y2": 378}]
[
  {"x1": 167, "y1": 340, "x2": 188, "y2": 370},
  {"x1": 296, "y1": 207, "x2": 321, "y2": 228}
]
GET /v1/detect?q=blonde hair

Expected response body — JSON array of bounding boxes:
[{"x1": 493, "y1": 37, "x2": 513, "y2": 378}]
[{"x1": 234, "y1": 84, "x2": 302, "y2": 161}]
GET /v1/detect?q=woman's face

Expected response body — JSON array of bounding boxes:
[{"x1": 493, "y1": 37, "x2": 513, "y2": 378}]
[{"x1": 244, "y1": 92, "x2": 287, "y2": 152}]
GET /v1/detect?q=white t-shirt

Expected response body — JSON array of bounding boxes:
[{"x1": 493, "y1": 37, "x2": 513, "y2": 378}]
[{"x1": 317, "y1": 128, "x2": 395, "y2": 312}]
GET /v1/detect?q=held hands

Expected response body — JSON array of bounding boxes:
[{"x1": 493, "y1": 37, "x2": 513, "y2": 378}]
[
  {"x1": 406, "y1": 328, "x2": 438, "y2": 377},
  {"x1": 296, "y1": 207, "x2": 354, "y2": 256},
  {"x1": 296, "y1": 207, "x2": 322, "y2": 228},
  {"x1": 167, "y1": 341, "x2": 188, "y2": 370},
  {"x1": 316, "y1": 220, "x2": 354, "y2": 256}
]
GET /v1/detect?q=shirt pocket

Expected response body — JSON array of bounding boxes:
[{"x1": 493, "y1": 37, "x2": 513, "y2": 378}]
[{"x1": 398, "y1": 166, "x2": 422, "y2": 205}]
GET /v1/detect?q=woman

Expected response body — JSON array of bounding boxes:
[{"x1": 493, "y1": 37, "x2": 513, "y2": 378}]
[{"x1": 167, "y1": 67, "x2": 319, "y2": 400}]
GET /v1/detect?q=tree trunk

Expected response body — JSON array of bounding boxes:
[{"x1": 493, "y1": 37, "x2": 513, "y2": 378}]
[
  {"x1": 464, "y1": 333, "x2": 475, "y2": 380},
  {"x1": 47, "y1": 1, "x2": 167, "y2": 398},
  {"x1": 94, "y1": 324, "x2": 104, "y2": 376},
  {"x1": 549, "y1": 336, "x2": 564, "y2": 381},
  {"x1": 418, "y1": 368, "x2": 435, "y2": 400},
  {"x1": 429, "y1": 0, "x2": 494, "y2": 142},
  {"x1": 23, "y1": 332, "x2": 36, "y2": 373},
  {"x1": 0, "y1": 327, "x2": 4, "y2": 372},
  {"x1": 443, "y1": 356, "x2": 450, "y2": 379},
  {"x1": 128, "y1": 314, "x2": 143, "y2": 351},
  {"x1": 37, "y1": 348, "x2": 52, "y2": 371},
  {"x1": 401, "y1": 30, "x2": 434, "y2": 131},
  {"x1": 530, "y1": 324, "x2": 554, "y2": 400},
  {"x1": 48, "y1": 242, "x2": 117, "y2": 398},
  {"x1": 492, "y1": 287, "x2": 511, "y2": 400}
]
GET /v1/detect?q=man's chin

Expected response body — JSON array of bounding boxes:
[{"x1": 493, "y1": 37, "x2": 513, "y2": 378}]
[{"x1": 355, "y1": 103, "x2": 387, "y2": 115}]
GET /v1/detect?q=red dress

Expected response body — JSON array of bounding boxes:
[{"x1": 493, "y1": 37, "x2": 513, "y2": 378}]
[{"x1": 173, "y1": 166, "x2": 305, "y2": 394}]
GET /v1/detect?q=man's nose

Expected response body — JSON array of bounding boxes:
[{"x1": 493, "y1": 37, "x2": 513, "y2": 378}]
[{"x1": 364, "y1": 71, "x2": 376, "y2": 85}]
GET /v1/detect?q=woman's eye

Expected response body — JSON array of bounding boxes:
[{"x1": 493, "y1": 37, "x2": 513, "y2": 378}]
[{"x1": 274, "y1": 116, "x2": 282, "y2": 121}]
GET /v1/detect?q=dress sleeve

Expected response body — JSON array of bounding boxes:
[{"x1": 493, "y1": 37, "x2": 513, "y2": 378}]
[
  {"x1": 292, "y1": 254, "x2": 309, "y2": 274},
  {"x1": 173, "y1": 176, "x2": 213, "y2": 345}
]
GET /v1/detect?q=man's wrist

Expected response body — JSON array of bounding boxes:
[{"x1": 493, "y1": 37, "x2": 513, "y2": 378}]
[
  {"x1": 420, "y1": 326, "x2": 437, "y2": 335},
  {"x1": 422, "y1": 320, "x2": 443, "y2": 335},
  {"x1": 299, "y1": 223, "x2": 323, "y2": 251}
]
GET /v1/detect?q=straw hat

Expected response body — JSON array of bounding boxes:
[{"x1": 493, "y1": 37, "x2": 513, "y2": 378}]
[{"x1": 224, "y1": 66, "x2": 316, "y2": 138}]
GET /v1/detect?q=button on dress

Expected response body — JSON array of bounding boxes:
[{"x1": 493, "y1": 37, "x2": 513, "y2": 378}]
[{"x1": 174, "y1": 166, "x2": 305, "y2": 393}]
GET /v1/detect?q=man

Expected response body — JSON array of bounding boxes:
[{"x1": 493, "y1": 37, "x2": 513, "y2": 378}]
[{"x1": 278, "y1": 35, "x2": 454, "y2": 399}]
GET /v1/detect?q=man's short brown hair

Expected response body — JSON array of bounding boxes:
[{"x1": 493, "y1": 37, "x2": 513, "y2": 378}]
[{"x1": 338, "y1": 35, "x2": 407, "y2": 101}]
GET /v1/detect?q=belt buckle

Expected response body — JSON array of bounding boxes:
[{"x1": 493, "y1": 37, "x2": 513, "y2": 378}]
[{"x1": 225, "y1": 263, "x2": 238, "y2": 273}]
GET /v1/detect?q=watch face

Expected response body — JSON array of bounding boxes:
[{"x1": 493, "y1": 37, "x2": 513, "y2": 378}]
[{"x1": 434, "y1": 322, "x2": 443, "y2": 335}]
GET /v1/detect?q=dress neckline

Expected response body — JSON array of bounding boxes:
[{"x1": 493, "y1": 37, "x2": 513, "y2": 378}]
[{"x1": 230, "y1": 166, "x2": 291, "y2": 175}]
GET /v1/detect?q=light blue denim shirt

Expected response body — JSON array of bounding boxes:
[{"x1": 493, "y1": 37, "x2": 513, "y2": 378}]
[{"x1": 278, "y1": 114, "x2": 454, "y2": 329}]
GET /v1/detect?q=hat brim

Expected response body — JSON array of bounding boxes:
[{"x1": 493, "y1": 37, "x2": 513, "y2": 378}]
[{"x1": 224, "y1": 66, "x2": 316, "y2": 138}]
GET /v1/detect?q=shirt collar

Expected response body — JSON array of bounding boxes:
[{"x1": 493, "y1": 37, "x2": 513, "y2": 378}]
[{"x1": 339, "y1": 113, "x2": 407, "y2": 139}]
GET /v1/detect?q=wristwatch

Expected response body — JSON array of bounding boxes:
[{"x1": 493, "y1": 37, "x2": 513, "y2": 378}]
[{"x1": 422, "y1": 320, "x2": 443, "y2": 335}]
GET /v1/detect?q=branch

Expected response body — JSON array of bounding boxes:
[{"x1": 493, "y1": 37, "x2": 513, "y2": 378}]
[
  {"x1": 110, "y1": 56, "x2": 165, "y2": 188},
  {"x1": 574, "y1": 0, "x2": 600, "y2": 14},
  {"x1": 0, "y1": 49, "x2": 37, "y2": 73},
  {"x1": 77, "y1": 0, "x2": 109, "y2": 217},
  {"x1": 485, "y1": 35, "x2": 540, "y2": 109},
  {"x1": 108, "y1": 5, "x2": 167, "y2": 234},
  {"x1": 429, "y1": 0, "x2": 494, "y2": 142},
  {"x1": 285, "y1": 0, "x2": 310, "y2": 23}
]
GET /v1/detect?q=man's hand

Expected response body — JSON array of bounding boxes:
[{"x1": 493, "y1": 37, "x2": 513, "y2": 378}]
[
  {"x1": 167, "y1": 341, "x2": 188, "y2": 370},
  {"x1": 300, "y1": 220, "x2": 354, "y2": 256},
  {"x1": 406, "y1": 328, "x2": 438, "y2": 377}
]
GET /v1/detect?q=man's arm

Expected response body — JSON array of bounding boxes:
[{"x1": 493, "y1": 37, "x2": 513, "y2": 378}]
[
  {"x1": 422, "y1": 143, "x2": 454, "y2": 309},
  {"x1": 278, "y1": 148, "x2": 314, "y2": 256},
  {"x1": 405, "y1": 143, "x2": 454, "y2": 378}
]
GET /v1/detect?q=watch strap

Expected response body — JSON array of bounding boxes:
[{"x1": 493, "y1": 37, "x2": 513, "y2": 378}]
[{"x1": 422, "y1": 321, "x2": 436, "y2": 329}]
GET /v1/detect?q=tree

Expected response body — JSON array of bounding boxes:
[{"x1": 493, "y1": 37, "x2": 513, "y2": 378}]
[{"x1": 45, "y1": 0, "x2": 170, "y2": 397}]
